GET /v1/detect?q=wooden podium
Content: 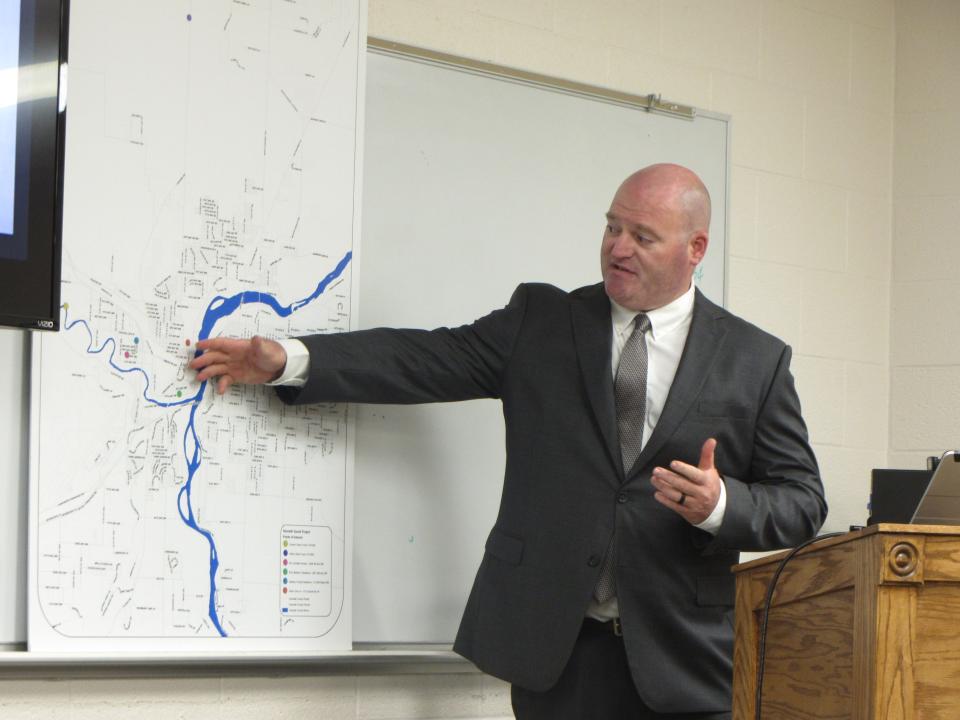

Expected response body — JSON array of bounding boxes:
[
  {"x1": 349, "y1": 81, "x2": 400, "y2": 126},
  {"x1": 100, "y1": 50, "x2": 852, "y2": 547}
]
[{"x1": 732, "y1": 524, "x2": 960, "y2": 720}]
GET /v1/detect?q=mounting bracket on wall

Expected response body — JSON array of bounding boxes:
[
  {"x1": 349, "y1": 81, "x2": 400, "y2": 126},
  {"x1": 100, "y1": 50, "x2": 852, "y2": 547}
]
[{"x1": 644, "y1": 93, "x2": 696, "y2": 120}]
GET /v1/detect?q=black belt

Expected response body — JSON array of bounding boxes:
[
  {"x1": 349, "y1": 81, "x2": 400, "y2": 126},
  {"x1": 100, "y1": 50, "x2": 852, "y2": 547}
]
[{"x1": 584, "y1": 617, "x2": 623, "y2": 637}]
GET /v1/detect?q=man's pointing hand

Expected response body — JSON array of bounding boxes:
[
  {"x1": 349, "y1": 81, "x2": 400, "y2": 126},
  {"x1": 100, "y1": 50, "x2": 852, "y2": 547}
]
[{"x1": 189, "y1": 335, "x2": 287, "y2": 395}]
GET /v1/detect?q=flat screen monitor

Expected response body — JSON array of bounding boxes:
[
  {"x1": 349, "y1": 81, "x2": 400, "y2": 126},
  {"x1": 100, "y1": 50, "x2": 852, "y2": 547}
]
[{"x1": 0, "y1": 0, "x2": 68, "y2": 330}]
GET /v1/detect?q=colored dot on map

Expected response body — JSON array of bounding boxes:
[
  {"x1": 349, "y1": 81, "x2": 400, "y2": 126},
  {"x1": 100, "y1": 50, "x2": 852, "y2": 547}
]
[
  {"x1": 283, "y1": 568, "x2": 287, "y2": 575},
  {"x1": 283, "y1": 578, "x2": 287, "y2": 584},
  {"x1": 176, "y1": 391, "x2": 182, "y2": 398},
  {"x1": 282, "y1": 587, "x2": 288, "y2": 594},
  {"x1": 134, "y1": 337, "x2": 139, "y2": 344},
  {"x1": 283, "y1": 559, "x2": 288, "y2": 566},
  {"x1": 124, "y1": 351, "x2": 130, "y2": 359},
  {"x1": 283, "y1": 540, "x2": 288, "y2": 547},
  {"x1": 185, "y1": 339, "x2": 191, "y2": 347},
  {"x1": 63, "y1": 303, "x2": 69, "y2": 310},
  {"x1": 283, "y1": 550, "x2": 288, "y2": 556},
  {"x1": 187, "y1": 14, "x2": 192, "y2": 21}
]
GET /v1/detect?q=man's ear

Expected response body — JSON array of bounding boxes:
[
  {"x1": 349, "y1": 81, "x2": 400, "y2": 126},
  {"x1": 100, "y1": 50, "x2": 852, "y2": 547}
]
[{"x1": 689, "y1": 232, "x2": 709, "y2": 264}]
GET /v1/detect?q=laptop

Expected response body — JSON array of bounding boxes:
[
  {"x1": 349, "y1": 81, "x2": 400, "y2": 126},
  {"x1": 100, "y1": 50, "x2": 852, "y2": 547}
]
[{"x1": 911, "y1": 450, "x2": 960, "y2": 525}]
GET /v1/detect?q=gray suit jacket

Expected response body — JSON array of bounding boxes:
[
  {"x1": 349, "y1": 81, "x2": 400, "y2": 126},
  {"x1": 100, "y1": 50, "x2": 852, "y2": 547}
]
[{"x1": 277, "y1": 282, "x2": 826, "y2": 714}]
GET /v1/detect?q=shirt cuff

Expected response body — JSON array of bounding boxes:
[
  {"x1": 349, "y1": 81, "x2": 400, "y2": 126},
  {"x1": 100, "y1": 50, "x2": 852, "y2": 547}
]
[
  {"x1": 265, "y1": 338, "x2": 310, "y2": 387},
  {"x1": 693, "y1": 477, "x2": 727, "y2": 535}
]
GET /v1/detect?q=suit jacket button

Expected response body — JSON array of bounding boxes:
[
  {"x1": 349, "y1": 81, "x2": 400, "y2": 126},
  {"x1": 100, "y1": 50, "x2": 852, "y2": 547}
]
[
  {"x1": 617, "y1": 492, "x2": 628, "y2": 503},
  {"x1": 588, "y1": 555, "x2": 601, "y2": 567}
]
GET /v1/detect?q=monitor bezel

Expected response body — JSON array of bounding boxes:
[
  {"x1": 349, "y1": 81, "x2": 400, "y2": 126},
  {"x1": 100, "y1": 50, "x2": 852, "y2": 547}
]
[{"x1": 0, "y1": 0, "x2": 68, "y2": 331}]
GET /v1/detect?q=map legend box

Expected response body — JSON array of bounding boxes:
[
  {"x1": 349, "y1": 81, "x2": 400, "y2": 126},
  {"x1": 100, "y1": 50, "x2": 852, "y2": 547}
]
[{"x1": 280, "y1": 525, "x2": 332, "y2": 617}]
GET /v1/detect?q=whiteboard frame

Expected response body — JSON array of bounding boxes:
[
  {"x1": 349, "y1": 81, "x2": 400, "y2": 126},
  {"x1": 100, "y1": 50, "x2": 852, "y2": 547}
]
[{"x1": 367, "y1": 38, "x2": 699, "y2": 118}]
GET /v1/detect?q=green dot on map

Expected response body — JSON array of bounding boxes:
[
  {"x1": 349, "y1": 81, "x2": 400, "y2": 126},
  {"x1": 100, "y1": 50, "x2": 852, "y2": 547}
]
[
  {"x1": 283, "y1": 568, "x2": 288, "y2": 575},
  {"x1": 177, "y1": 391, "x2": 182, "y2": 398}
]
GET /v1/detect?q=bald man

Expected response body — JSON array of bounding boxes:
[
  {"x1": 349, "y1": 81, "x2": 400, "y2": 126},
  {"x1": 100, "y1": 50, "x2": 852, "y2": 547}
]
[{"x1": 192, "y1": 164, "x2": 825, "y2": 719}]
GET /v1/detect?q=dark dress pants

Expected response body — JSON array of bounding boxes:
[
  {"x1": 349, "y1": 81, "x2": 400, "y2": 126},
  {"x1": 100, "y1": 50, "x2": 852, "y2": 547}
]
[{"x1": 511, "y1": 618, "x2": 732, "y2": 720}]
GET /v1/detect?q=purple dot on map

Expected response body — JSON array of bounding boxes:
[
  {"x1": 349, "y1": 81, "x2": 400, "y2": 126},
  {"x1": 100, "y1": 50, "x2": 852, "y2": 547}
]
[{"x1": 187, "y1": 14, "x2": 192, "y2": 22}]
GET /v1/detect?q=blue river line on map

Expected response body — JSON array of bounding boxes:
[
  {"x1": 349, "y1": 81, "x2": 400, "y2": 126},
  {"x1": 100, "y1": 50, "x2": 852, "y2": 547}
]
[{"x1": 59, "y1": 250, "x2": 352, "y2": 637}]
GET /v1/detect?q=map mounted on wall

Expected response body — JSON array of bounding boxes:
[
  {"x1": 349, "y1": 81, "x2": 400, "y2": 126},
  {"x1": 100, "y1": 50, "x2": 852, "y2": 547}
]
[{"x1": 28, "y1": 0, "x2": 365, "y2": 652}]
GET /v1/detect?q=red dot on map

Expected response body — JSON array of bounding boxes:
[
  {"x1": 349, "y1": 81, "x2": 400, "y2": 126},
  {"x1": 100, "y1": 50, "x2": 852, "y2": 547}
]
[
  {"x1": 185, "y1": 339, "x2": 191, "y2": 346},
  {"x1": 282, "y1": 587, "x2": 288, "y2": 594},
  {"x1": 124, "y1": 351, "x2": 130, "y2": 359}
]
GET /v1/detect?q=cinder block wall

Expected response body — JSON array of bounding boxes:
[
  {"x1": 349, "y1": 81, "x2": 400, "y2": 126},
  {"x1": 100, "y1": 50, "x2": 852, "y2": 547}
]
[
  {"x1": 1, "y1": 0, "x2": 903, "y2": 717},
  {"x1": 889, "y1": 0, "x2": 960, "y2": 469}
]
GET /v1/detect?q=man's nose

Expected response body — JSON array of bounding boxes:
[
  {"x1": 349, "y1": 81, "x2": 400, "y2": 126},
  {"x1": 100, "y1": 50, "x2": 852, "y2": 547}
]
[{"x1": 609, "y1": 230, "x2": 633, "y2": 257}]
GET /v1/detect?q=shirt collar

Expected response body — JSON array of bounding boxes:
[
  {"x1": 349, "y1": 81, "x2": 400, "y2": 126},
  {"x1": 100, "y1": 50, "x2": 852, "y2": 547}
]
[{"x1": 609, "y1": 282, "x2": 696, "y2": 340}]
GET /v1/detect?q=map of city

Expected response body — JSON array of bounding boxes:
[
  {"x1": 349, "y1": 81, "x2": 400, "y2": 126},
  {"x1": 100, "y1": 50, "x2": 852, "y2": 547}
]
[{"x1": 29, "y1": 0, "x2": 362, "y2": 651}]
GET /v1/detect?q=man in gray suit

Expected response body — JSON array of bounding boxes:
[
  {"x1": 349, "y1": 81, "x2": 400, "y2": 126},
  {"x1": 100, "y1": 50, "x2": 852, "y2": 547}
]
[{"x1": 191, "y1": 164, "x2": 826, "y2": 719}]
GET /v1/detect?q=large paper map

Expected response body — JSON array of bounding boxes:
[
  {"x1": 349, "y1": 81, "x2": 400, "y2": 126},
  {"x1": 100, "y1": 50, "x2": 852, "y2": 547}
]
[{"x1": 29, "y1": 0, "x2": 363, "y2": 651}]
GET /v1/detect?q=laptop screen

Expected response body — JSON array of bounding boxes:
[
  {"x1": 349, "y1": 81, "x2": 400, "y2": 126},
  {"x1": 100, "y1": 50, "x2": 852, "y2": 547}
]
[{"x1": 911, "y1": 451, "x2": 960, "y2": 525}]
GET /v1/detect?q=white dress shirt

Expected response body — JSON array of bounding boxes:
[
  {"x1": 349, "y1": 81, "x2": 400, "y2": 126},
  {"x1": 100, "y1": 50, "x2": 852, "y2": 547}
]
[{"x1": 272, "y1": 338, "x2": 310, "y2": 387}]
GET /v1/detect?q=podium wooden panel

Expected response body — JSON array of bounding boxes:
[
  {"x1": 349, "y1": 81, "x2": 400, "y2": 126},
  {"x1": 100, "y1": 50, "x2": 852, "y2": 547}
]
[{"x1": 732, "y1": 525, "x2": 960, "y2": 720}]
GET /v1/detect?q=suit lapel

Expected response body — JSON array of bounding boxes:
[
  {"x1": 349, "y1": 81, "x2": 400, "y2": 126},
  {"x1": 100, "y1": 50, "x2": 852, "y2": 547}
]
[
  {"x1": 569, "y1": 284, "x2": 622, "y2": 479},
  {"x1": 628, "y1": 290, "x2": 728, "y2": 476}
]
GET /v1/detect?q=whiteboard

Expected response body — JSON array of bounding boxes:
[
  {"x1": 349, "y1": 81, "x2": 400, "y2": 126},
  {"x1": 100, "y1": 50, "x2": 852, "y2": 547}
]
[
  {"x1": 353, "y1": 45, "x2": 728, "y2": 642},
  {"x1": 0, "y1": 43, "x2": 728, "y2": 648}
]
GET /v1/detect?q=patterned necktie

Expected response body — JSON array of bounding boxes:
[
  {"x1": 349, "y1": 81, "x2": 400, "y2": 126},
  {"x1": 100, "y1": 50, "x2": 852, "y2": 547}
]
[
  {"x1": 594, "y1": 312, "x2": 651, "y2": 604},
  {"x1": 615, "y1": 313, "x2": 652, "y2": 472}
]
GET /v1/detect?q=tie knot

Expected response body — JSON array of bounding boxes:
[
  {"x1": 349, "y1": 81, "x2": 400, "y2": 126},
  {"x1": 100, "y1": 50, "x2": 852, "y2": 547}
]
[{"x1": 633, "y1": 313, "x2": 651, "y2": 335}]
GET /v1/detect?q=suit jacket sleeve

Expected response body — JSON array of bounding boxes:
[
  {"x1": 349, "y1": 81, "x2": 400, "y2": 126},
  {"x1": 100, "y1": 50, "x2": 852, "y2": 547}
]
[
  {"x1": 705, "y1": 343, "x2": 827, "y2": 552},
  {"x1": 275, "y1": 285, "x2": 528, "y2": 406}
]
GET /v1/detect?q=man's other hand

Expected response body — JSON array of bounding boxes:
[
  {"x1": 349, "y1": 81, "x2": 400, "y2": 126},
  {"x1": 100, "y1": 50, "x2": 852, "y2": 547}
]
[
  {"x1": 189, "y1": 336, "x2": 287, "y2": 395},
  {"x1": 650, "y1": 438, "x2": 722, "y2": 525}
]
